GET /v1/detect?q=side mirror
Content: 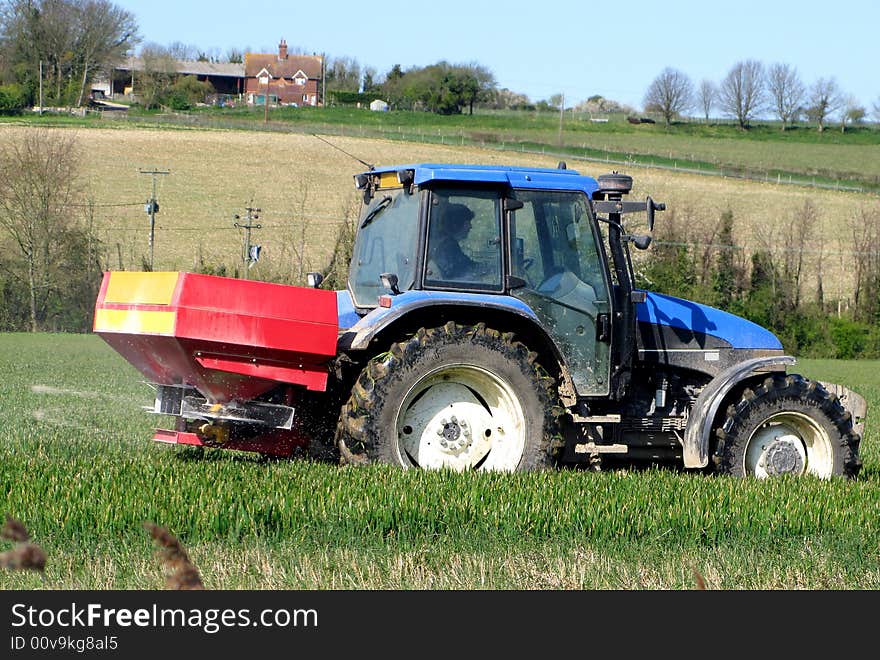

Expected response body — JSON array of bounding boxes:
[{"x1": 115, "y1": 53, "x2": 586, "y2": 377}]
[
  {"x1": 631, "y1": 235, "x2": 652, "y2": 250},
  {"x1": 380, "y1": 272, "x2": 400, "y2": 295},
  {"x1": 645, "y1": 196, "x2": 665, "y2": 232}
]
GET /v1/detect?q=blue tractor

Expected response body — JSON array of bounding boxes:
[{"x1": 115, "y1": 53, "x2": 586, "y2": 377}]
[{"x1": 329, "y1": 162, "x2": 864, "y2": 477}]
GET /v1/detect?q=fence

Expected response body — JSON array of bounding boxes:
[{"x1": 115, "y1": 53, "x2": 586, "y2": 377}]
[{"x1": 97, "y1": 110, "x2": 875, "y2": 195}]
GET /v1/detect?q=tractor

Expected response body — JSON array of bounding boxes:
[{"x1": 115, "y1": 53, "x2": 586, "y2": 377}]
[{"x1": 94, "y1": 162, "x2": 865, "y2": 478}]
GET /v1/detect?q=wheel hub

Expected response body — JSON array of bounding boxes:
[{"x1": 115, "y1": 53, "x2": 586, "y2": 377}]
[
  {"x1": 436, "y1": 416, "x2": 472, "y2": 452},
  {"x1": 758, "y1": 435, "x2": 806, "y2": 475}
]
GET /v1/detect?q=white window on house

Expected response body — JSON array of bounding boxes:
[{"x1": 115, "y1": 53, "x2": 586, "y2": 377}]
[
  {"x1": 294, "y1": 76, "x2": 306, "y2": 86},
  {"x1": 303, "y1": 94, "x2": 309, "y2": 103}
]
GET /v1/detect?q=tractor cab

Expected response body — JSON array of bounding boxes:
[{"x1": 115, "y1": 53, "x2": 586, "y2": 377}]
[{"x1": 348, "y1": 163, "x2": 662, "y2": 398}]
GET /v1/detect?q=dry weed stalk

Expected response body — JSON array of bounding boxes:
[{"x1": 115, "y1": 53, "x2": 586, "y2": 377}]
[
  {"x1": 143, "y1": 522, "x2": 205, "y2": 590},
  {"x1": 2, "y1": 514, "x2": 30, "y2": 543},
  {"x1": 692, "y1": 567, "x2": 708, "y2": 590},
  {"x1": 0, "y1": 515, "x2": 46, "y2": 573}
]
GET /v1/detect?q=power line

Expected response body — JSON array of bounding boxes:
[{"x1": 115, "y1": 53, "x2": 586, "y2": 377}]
[{"x1": 653, "y1": 240, "x2": 880, "y2": 257}]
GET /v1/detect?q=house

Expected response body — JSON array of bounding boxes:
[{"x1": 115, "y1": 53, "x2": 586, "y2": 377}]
[
  {"x1": 370, "y1": 99, "x2": 389, "y2": 112},
  {"x1": 244, "y1": 40, "x2": 322, "y2": 107}
]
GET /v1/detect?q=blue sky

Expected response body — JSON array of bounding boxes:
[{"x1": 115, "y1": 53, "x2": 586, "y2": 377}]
[{"x1": 114, "y1": 0, "x2": 879, "y2": 111}]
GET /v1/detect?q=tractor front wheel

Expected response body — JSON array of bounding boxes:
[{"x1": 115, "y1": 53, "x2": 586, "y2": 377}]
[
  {"x1": 335, "y1": 322, "x2": 562, "y2": 471},
  {"x1": 712, "y1": 374, "x2": 861, "y2": 479}
]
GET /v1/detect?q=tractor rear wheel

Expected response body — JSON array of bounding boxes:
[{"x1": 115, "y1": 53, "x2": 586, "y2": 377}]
[
  {"x1": 335, "y1": 322, "x2": 562, "y2": 471},
  {"x1": 712, "y1": 374, "x2": 861, "y2": 479}
]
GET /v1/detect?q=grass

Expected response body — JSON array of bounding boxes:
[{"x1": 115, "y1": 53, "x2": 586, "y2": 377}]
[
  {"x1": 0, "y1": 333, "x2": 877, "y2": 589},
  {"x1": 8, "y1": 105, "x2": 880, "y2": 188},
  {"x1": 0, "y1": 124, "x2": 873, "y2": 303}
]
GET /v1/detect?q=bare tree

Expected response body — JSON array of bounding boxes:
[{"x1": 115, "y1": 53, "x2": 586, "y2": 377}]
[
  {"x1": 845, "y1": 204, "x2": 880, "y2": 322},
  {"x1": 166, "y1": 41, "x2": 199, "y2": 61},
  {"x1": 1, "y1": 0, "x2": 139, "y2": 107},
  {"x1": 0, "y1": 130, "x2": 83, "y2": 331},
  {"x1": 840, "y1": 96, "x2": 866, "y2": 133},
  {"x1": 697, "y1": 79, "x2": 716, "y2": 123},
  {"x1": 767, "y1": 63, "x2": 804, "y2": 131},
  {"x1": 805, "y1": 77, "x2": 842, "y2": 132},
  {"x1": 873, "y1": 96, "x2": 880, "y2": 122},
  {"x1": 73, "y1": 0, "x2": 140, "y2": 106},
  {"x1": 643, "y1": 67, "x2": 693, "y2": 126},
  {"x1": 782, "y1": 199, "x2": 820, "y2": 308},
  {"x1": 718, "y1": 60, "x2": 765, "y2": 129}
]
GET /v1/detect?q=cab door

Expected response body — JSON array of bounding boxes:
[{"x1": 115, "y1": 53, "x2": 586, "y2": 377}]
[{"x1": 508, "y1": 190, "x2": 612, "y2": 396}]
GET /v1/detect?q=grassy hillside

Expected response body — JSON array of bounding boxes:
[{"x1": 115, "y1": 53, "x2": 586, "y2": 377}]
[
  {"x1": 0, "y1": 333, "x2": 877, "y2": 589},
  {"x1": 0, "y1": 124, "x2": 874, "y2": 305},
  {"x1": 10, "y1": 105, "x2": 880, "y2": 187}
]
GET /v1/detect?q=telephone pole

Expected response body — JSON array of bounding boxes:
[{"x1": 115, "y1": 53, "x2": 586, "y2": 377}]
[
  {"x1": 558, "y1": 92, "x2": 565, "y2": 146},
  {"x1": 234, "y1": 205, "x2": 262, "y2": 279},
  {"x1": 139, "y1": 168, "x2": 169, "y2": 270}
]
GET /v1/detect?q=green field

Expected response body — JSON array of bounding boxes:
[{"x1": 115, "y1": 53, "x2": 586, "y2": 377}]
[
  {"x1": 1, "y1": 333, "x2": 877, "y2": 589},
  {"x1": 8, "y1": 105, "x2": 880, "y2": 188}
]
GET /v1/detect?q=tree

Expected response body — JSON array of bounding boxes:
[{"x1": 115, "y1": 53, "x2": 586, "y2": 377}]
[
  {"x1": 767, "y1": 63, "x2": 804, "y2": 130},
  {"x1": 805, "y1": 77, "x2": 841, "y2": 132},
  {"x1": 325, "y1": 56, "x2": 361, "y2": 94},
  {"x1": 718, "y1": 60, "x2": 765, "y2": 129},
  {"x1": 225, "y1": 47, "x2": 243, "y2": 64},
  {"x1": 361, "y1": 66, "x2": 378, "y2": 93},
  {"x1": 873, "y1": 96, "x2": 880, "y2": 122},
  {"x1": 643, "y1": 67, "x2": 693, "y2": 126},
  {"x1": 0, "y1": 129, "x2": 98, "y2": 332},
  {"x1": 840, "y1": 96, "x2": 866, "y2": 133},
  {"x1": 137, "y1": 43, "x2": 177, "y2": 109},
  {"x1": 382, "y1": 61, "x2": 496, "y2": 115},
  {"x1": 0, "y1": 0, "x2": 139, "y2": 107},
  {"x1": 697, "y1": 79, "x2": 716, "y2": 123},
  {"x1": 454, "y1": 62, "x2": 495, "y2": 115}
]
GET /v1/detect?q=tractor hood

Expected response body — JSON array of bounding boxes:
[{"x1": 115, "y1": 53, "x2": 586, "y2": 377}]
[{"x1": 636, "y1": 291, "x2": 782, "y2": 351}]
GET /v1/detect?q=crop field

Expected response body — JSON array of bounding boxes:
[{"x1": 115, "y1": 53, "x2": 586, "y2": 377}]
[
  {"x1": 0, "y1": 124, "x2": 875, "y2": 302},
  {"x1": 0, "y1": 333, "x2": 877, "y2": 589}
]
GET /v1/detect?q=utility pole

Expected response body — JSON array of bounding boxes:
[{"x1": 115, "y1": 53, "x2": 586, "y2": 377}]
[
  {"x1": 263, "y1": 74, "x2": 272, "y2": 123},
  {"x1": 234, "y1": 205, "x2": 262, "y2": 279},
  {"x1": 558, "y1": 92, "x2": 565, "y2": 146},
  {"x1": 139, "y1": 168, "x2": 170, "y2": 270},
  {"x1": 38, "y1": 61, "x2": 43, "y2": 115}
]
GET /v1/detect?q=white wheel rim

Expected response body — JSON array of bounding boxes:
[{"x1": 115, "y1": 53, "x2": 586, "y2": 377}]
[
  {"x1": 394, "y1": 364, "x2": 526, "y2": 471},
  {"x1": 744, "y1": 411, "x2": 833, "y2": 478}
]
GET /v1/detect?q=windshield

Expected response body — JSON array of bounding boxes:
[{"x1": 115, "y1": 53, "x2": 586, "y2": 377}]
[{"x1": 349, "y1": 187, "x2": 421, "y2": 308}]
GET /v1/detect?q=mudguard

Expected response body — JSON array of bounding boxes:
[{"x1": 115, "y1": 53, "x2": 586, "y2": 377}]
[
  {"x1": 682, "y1": 355, "x2": 796, "y2": 468},
  {"x1": 340, "y1": 291, "x2": 543, "y2": 351}
]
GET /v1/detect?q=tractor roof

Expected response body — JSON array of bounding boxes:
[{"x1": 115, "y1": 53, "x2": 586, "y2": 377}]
[{"x1": 365, "y1": 163, "x2": 599, "y2": 194}]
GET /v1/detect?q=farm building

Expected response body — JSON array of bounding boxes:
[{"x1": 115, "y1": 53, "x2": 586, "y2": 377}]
[
  {"x1": 244, "y1": 40, "x2": 323, "y2": 107},
  {"x1": 370, "y1": 99, "x2": 389, "y2": 112},
  {"x1": 106, "y1": 40, "x2": 323, "y2": 107},
  {"x1": 111, "y1": 59, "x2": 246, "y2": 98}
]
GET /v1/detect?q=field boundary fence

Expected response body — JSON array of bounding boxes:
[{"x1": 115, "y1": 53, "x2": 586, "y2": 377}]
[{"x1": 107, "y1": 111, "x2": 873, "y2": 195}]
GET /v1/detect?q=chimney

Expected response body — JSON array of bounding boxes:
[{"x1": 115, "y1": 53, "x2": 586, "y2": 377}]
[{"x1": 278, "y1": 39, "x2": 288, "y2": 60}]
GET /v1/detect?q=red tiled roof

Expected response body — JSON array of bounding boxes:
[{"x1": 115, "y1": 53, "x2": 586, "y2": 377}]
[{"x1": 245, "y1": 53, "x2": 322, "y2": 80}]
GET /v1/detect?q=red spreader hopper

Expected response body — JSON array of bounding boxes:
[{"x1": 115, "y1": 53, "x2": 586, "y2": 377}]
[{"x1": 93, "y1": 271, "x2": 339, "y2": 404}]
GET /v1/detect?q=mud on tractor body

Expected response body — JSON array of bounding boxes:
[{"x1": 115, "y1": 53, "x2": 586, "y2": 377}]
[{"x1": 94, "y1": 163, "x2": 865, "y2": 478}]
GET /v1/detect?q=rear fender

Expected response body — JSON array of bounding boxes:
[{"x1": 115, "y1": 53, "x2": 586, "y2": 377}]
[
  {"x1": 683, "y1": 356, "x2": 796, "y2": 468},
  {"x1": 339, "y1": 292, "x2": 572, "y2": 395},
  {"x1": 342, "y1": 292, "x2": 542, "y2": 351}
]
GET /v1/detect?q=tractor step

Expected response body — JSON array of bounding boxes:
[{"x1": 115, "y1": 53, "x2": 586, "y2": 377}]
[{"x1": 574, "y1": 442, "x2": 628, "y2": 454}]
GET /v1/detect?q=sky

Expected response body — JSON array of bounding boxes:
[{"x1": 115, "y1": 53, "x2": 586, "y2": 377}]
[{"x1": 113, "y1": 0, "x2": 879, "y2": 112}]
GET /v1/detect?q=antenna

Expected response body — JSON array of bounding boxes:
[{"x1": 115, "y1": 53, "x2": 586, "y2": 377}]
[{"x1": 311, "y1": 134, "x2": 374, "y2": 170}]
